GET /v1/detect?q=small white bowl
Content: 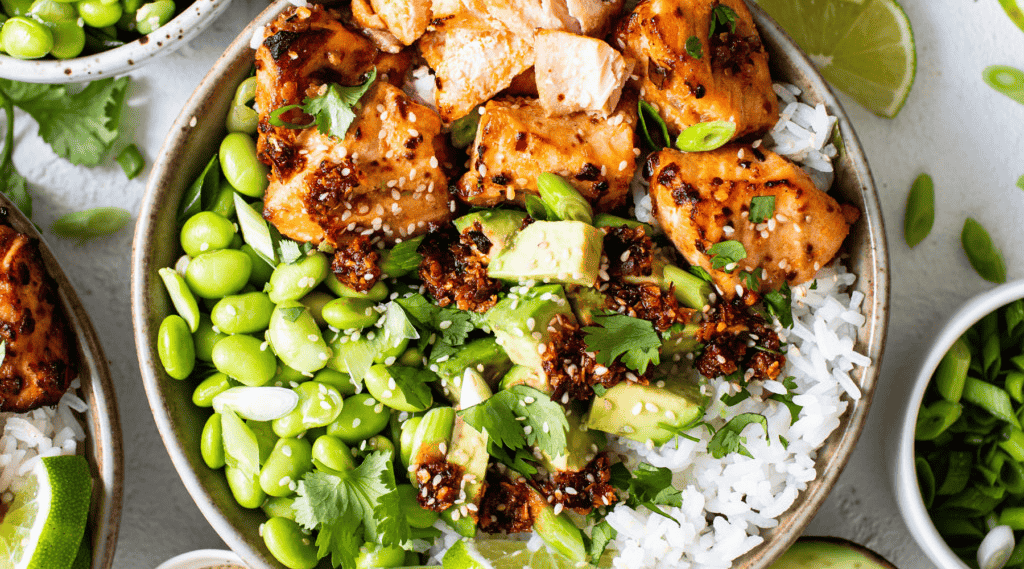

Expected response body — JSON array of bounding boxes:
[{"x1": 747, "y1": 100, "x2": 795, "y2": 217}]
[
  {"x1": 895, "y1": 279, "x2": 1024, "y2": 569},
  {"x1": 156, "y1": 549, "x2": 248, "y2": 569},
  {"x1": 0, "y1": 0, "x2": 233, "y2": 84}
]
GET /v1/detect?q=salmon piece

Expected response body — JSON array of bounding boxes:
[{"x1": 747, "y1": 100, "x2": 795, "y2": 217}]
[
  {"x1": 460, "y1": 0, "x2": 576, "y2": 36},
  {"x1": 370, "y1": 0, "x2": 431, "y2": 45},
  {"x1": 256, "y1": 6, "x2": 454, "y2": 246},
  {"x1": 419, "y1": 12, "x2": 535, "y2": 122},
  {"x1": 0, "y1": 226, "x2": 75, "y2": 413},
  {"x1": 534, "y1": 30, "x2": 632, "y2": 117},
  {"x1": 349, "y1": 0, "x2": 405, "y2": 53},
  {"x1": 457, "y1": 95, "x2": 638, "y2": 211},
  {"x1": 646, "y1": 145, "x2": 860, "y2": 297},
  {"x1": 617, "y1": 0, "x2": 778, "y2": 139},
  {"x1": 565, "y1": 0, "x2": 624, "y2": 36}
]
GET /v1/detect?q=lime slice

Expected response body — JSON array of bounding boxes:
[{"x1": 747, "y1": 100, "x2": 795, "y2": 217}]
[
  {"x1": 756, "y1": 0, "x2": 917, "y2": 118},
  {"x1": 0, "y1": 455, "x2": 92, "y2": 569},
  {"x1": 442, "y1": 539, "x2": 614, "y2": 569}
]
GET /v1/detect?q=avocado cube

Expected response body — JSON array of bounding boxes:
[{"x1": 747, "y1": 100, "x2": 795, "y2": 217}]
[
  {"x1": 566, "y1": 286, "x2": 609, "y2": 326},
  {"x1": 432, "y1": 337, "x2": 513, "y2": 404},
  {"x1": 485, "y1": 284, "x2": 575, "y2": 372},
  {"x1": 487, "y1": 221, "x2": 604, "y2": 286},
  {"x1": 499, "y1": 364, "x2": 553, "y2": 395},
  {"x1": 585, "y1": 378, "x2": 704, "y2": 445},
  {"x1": 540, "y1": 412, "x2": 606, "y2": 474},
  {"x1": 453, "y1": 209, "x2": 528, "y2": 260}
]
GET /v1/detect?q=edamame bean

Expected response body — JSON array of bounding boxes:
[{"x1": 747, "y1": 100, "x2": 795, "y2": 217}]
[
  {"x1": 398, "y1": 345, "x2": 424, "y2": 367},
  {"x1": 220, "y1": 132, "x2": 268, "y2": 198},
  {"x1": 261, "y1": 496, "x2": 297, "y2": 521},
  {"x1": 364, "y1": 365, "x2": 433, "y2": 412},
  {"x1": 268, "y1": 302, "x2": 331, "y2": 374},
  {"x1": 193, "y1": 315, "x2": 227, "y2": 362},
  {"x1": 299, "y1": 290, "x2": 332, "y2": 329},
  {"x1": 399, "y1": 416, "x2": 422, "y2": 470},
  {"x1": 211, "y1": 292, "x2": 274, "y2": 335},
  {"x1": 184, "y1": 249, "x2": 252, "y2": 299},
  {"x1": 1, "y1": 0, "x2": 33, "y2": 17},
  {"x1": 135, "y1": 0, "x2": 173, "y2": 34},
  {"x1": 121, "y1": 0, "x2": 143, "y2": 15},
  {"x1": 325, "y1": 274, "x2": 388, "y2": 301},
  {"x1": 326, "y1": 393, "x2": 390, "y2": 445},
  {"x1": 201, "y1": 413, "x2": 225, "y2": 469},
  {"x1": 311, "y1": 434, "x2": 356, "y2": 473},
  {"x1": 180, "y1": 211, "x2": 236, "y2": 258},
  {"x1": 157, "y1": 314, "x2": 195, "y2": 380},
  {"x1": 358, "y1": 435, "x2": 395, "y2": 457},
  {"x1": 355, "y1": 543, "x2": 405, "y2": 569},
  {"x1": 267, "y1": 253, "x2": 329, "y2": 303},
  {"x1": 240, "y1": 244, "x2": 274, "y2": 288},
  {"x1": 262, "y1": 517, "x2": 318, "y2": 569},
  {"x1": 312, "y1": 368, "x2": 357, "y2": 396},
  {"x1": 272, "y1": 363, "x2": 307, "y2": 387},
  {"x1": 227, "y1": 104, "x2": 259, "y2": 135},
  {"x1": 396, "y1": 484, "x2": 438, "y2": 529},
  {"x1": 158, "y1": 267, "x2": 200, "y2": 332},
  {"x1": 225, "y1": 465, "x2": 266, "y2": 509},
  {"x1": 249, "y1": 420, "x2": 277, "y2": 464},
  {"x1": 233, "y1": 76, "x2": 258, "y2": 108},
  {"x1": 259, "y1": 437, "x2": 313, "y2": 498},
  {"x1": 373, "y1": 335, "x2": 409, "y2": 365},
  {"x1": 322, "y1": 297, "x2": 379, "y2": 330},
  {"x1": 1, "y1": 16, "x2": 54, "y2": 59},
  {"x1": 208, "y1": 182, "x2": 237, "y2": 220},
  {"x1": 211, "y1": 334, "x2": 277, "y2": 386},
  {"x1": 31, "y1": 0, "x2": 76, "y2": 22},
  {"x1": 48, "y1": 20, "x2": 85, "y2": 60},
  {"x1": 77, "y1": 0, "x2": 122, "y2": 27},
  {"x1": 193, "y1": 372, "x2": 233, "y2": 408},
  {"x1": 272, "y1": 381, "x2": 344, "y2": 438}
]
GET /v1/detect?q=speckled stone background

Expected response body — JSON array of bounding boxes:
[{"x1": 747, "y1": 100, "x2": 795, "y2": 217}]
[{"x1": 11, "y1": 0, "x2": 1023, "y2": 566}]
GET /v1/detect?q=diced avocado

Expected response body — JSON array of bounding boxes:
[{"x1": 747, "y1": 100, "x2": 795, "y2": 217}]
[
  {"x1": 566, "y1": 285, "x2": 608, "y2": 326},
  {"x1": 485, "y1": 284, "x2": 575, "y2": 372},
  {"x1": 499, "y1": 365, "x2": 552, "y2": 395},
  {"x1": 487, "y1": 221, "x2": 603, "y2": 286},
  {"x1": 526, "y1": 486, "x2": 586, "y2": 563},
  {"x1": 622, "y1": 251, "x2": 668, "y2": 287},
  {"x1": 661, "y1": 323, "x2": 700, "y2": 356},
  {"x1": 409, "y1": 407, "x2": 456, "y2": 482},
  {"x1": 768, "y1": 537, "x2": 898, "y2": 569},
  {"x1": 540, "y1": 412, "x2": 606, "y2": 474},
  {"x1": 662, "y1": 264, "x2": 712, "y2": 311},
  {"x1": 453, "y1": 209, "x2": 528, "y2": 260},
  {"x1": 442, "y1": 370, "x2": 492, "y2": 537},
  {"x1": 432, "y1": 337, "x2": 513, "y2": 403},
  {"x1": 586, "y1": 377, "x2": 704, "y2": 445}
]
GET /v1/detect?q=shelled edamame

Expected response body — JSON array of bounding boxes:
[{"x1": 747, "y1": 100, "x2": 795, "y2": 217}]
[
  {"x1": 916, "y1": 298, "x2": 1024, "y2": 567},
  {"x1": 0, "y1": 0, "x2": 183, "y2": 60}
]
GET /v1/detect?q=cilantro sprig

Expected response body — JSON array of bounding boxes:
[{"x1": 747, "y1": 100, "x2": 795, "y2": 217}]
[
  {"x1": 610, "y1": 462, "x2": 683, "y2": 522},
  {"x1": 709, "y1": 5, "x2": 738, "y2": 37},
  {"x1": 707, "y1": 240, "x2": 747, "y2": 271},
  {"x1": 748, "y1": 195, "x2": 776, "y2": 224},
  {"x1": 707, "y1": 413, "x2": 768, "y2": 459},
  {"x1": 583, "y1": 312, "x2": 662, "y2": 374},
  {"x1": 270, "y1": 69, "x2": 377, "y2": 141},
  {"x1": 685, "y1": 36, "x2": 703, "y2": 59}
]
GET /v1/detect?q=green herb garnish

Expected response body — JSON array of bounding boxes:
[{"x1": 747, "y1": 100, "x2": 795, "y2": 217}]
[
  {"x1": 459, "y1": 385, "x2": 569, "y2": 464},
  {"x1": 270, "y1": 69, "x2": 377, "y2": 140},
  {"x1": 709, "y1": 5, "x2": 738, "y2": 37},
  {"x1": 748, "y1": 195, "x2": 775, "y2": 224},
  {"x1": 685, "y1": 36, "x2": 703, "y2": 59},
  {"x1": 763, "y1": 281, "x2": 794, "y2": 328},
  {"x1": 583, "y1": 312, "x2": 662, "y2": 374},
  {"x1": 707, "y1": 413, "x2": 768, "y2": 458},
  {"x1": 707, "y1": 240, "x2": 746, "y2": 271},
  {"x1": 610, "y1": 462, "x2": 683, "y2": 522}
]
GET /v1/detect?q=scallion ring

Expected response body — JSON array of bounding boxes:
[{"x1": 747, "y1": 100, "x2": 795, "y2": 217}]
[
  {"x1": 675, "y1": 121, "x2": 736, "y2": 152},
  {"x1": 268, "y1": 104, "x2": 315, "y2": 130}
]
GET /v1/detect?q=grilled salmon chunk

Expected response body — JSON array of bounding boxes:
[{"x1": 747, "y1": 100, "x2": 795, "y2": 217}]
[
  {"x1": 0, "y1": 225, "x2": 75, "y2": 413},
  {"x1": 617, "y1": 0, "x2": 778, "y2": 139},
  {"x1": 534, "y1": 30, "x2": 633, "y2": 117},
  {"x1": 647, "y1": 146, "x2": 860, "y2": 297},
  {"x1": 457, "y1": 95, "x2": 639, "y2": 211},
  {"x1": 256, "y1": 6, "x2": 454, "y2": 246}
]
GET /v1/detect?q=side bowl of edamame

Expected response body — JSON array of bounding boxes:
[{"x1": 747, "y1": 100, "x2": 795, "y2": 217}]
[
  {"x1": 895, "y1": 279, "x2": 1024, "y2": 569},
  {"x1": 0, "y1": 0, "x2": 232, "y2": 83}
]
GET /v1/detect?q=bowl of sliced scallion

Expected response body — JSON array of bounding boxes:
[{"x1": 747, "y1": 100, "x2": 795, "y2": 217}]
[{"x1": 898, "y1": 279, "x2": 1024, "y2": 569}]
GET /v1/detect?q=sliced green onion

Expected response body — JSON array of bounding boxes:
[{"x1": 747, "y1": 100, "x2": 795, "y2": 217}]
[
  {"x1": 116, "y1": 144, "x2": 145, "y2": 180},
  {"x1": 1000, "y1": 456, "x2": 1024, "y2": 495},
  {"x1": 903, "y1": 173, "x2": 934, "y2": 248},
  {"x1": 965, "y1": 377, "x2": 1021, "y2": 428},
  {"x1": 675, "y1": 121, "x2": 736, "y2": 152},
  {"x1": 962, "y1": 218, "x2": 1008, "y2": 284},
  {"x1": 638, "y1": 100, "x2": 670, "y2": 150},
  {"x1": 982, "y1": 333, "x2": 1003, "y2": 381},
  {"x1": 937, "y1": 450, "x2": 972, "y2": 495},
  {"x1": 933, "y1": 513, "x2": 985, "y2": 538},
  {"x1": 177, "y1": 154, "x2": 220, "y2": 225},
  {"x1": 51, "y1": 207, "x2": 131, "y2": 243},
  {"x1": 232, "y1": 193, "x2": 277, "y2": 265},
  {"x1": 936, "y1": 337, "x2": 971, "y2": 403},
  {"x1": 916, "y1": 400, "x2": 963, "y2": 440},
  {"x1": 663, "y1": 264, "x2": 712, "y2": 311},
  {"x1": 537, "y1": 172, "x2": 593, "y2": 224},
  {"x1": 983, "y1": 64, "x2": 1024, "y2": 105},
  {"x1": 380, "y1": 236, "x2": 424, "y2": 278},
  {"x1": 450, "y1": 111, "x2": 481, "y2": 149},
  {"x1": 158, "y1": 267, "x2": 200, "y2": 333},
  {"x1": 1000, "y1": 428, "x2": 1024, "y2": 462},
  {"x1": 916, "y1": 455, "x2": 935, "y2": 508},
  {"x1": 593, "y1": 213, "x2": 653, "y2": 234}
]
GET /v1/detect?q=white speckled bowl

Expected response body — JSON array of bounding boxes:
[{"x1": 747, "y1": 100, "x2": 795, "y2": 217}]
[
  {"x1": 156, "y1": 549, "x2": 248, "y2": 569},
  {"x1": 895, "y1": 279, "x2": 1024, "y2": 569},
  {"x1": 132, "y1": 1, "x2": 889, "y2": 567},
  {"x1": 0, "y1": 0, "x2": 233, "y2": 84}
]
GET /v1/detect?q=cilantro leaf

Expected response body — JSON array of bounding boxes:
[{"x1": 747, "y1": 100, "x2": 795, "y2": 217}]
[
  {"x1": 396, "y1": 294, "x2": 475, "y2": 346},
  {"x1": 279, "y1": 69, "x2": 378, "y2": 141},
  {"x1": 739, "y1": 270, "x2": 760, "y2": 291},
  {"x1": 748, "y1": 195, "x2": 775, "y2": 224},
  {"x1": 315, "y1": 518, "x2": 361, "y2": 569},
  {"x1": 610, "y1": 462, "x2": 682, "y2": 522},
  {"x1": 585, "y1": 521, "x2": 617, "y2": 565},
  {"x1": 707, "y1": 413, "x2": 767, "y2": 459},
  {"x1": 763, "y1": 281, "x2": 794, "y2": 328},
  {"x1": 1, "y1": 77, "x2": 129, "y2": 167},
  {"x1": 583, "y1": 312, "x2": 661, "y2": 374},
  {"x1": 638, "y1": 100, "x2": 671, "y2": 151},
  {"x1": 689, "y1": 264, "x2": 713, "y2": 283},
  {"x1": 388, "y1": 366, "x2": 435, "y2": 410},
  {"x1": 768, "y1": 376, "x2": 803, "y2": 422},
  {"x1": 707, "y1": 240, "x2": 747, "y2": 271},
  {"x1": 709, "y1": 5, "x2": 738, "y2": 37},
  {"x1": 685, "y1": 36, "x2": 703, "y2": 59},
  {"x1": 720, "y1": 385, "x2": 751, "y2": 406},
  {"x1": 459, "y1": 385, "x2": 568, "y2": 462}
]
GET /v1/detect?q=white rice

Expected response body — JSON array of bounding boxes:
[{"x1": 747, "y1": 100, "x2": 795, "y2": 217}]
[{"x1": 0, "y1": 379, "x2": 88, "y2": 504}]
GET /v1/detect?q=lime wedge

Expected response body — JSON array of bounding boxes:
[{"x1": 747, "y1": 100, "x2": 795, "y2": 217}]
[
  {"x1": 0, "y1": 455, "x2": 92, "y2": 569},
  {"x1": 442, "y1": 539, "x2": 614, "y2": 569},
  {"x1": 756, "y1": 0, "x2": 917, "y2": 118}
]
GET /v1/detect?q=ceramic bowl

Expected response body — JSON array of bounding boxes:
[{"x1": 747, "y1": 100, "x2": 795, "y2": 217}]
[
  {"x1": 894, "y1": 280, "x2": 1024, "y2": 569},
  {"x1": 0, "y1": 193, "x2": 123, "y2": 568},
  {"x1": 0, "y1": 0, "x2": 233, "y2": 84},
  {"x1": 131, "y1": 1, "x2": 890, "y2": 567},
  {"x1": 155, "y1": 549, "x2": 248, "y2": 569}
]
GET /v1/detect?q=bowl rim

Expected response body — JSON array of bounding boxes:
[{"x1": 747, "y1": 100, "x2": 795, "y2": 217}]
[
  {"x1": 0, "y1": 195, "x2": 124, "y2": 569},
  {"x1": 131, "y1": 1, "x2": 890, "y2": 567},
  {"x1": 0, "y1": 0, "x2": 234, "y2": 84},
  {"x1": 895, "y1": 279, "x2": 1024, "y2": 569},
  {"x1": 154, "y1": 548, "x2": 246, "y2": 569}
]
